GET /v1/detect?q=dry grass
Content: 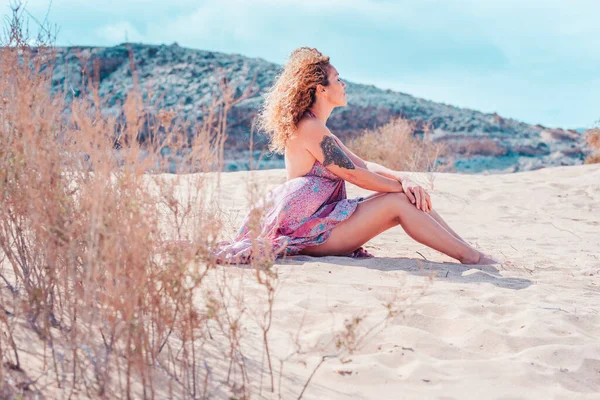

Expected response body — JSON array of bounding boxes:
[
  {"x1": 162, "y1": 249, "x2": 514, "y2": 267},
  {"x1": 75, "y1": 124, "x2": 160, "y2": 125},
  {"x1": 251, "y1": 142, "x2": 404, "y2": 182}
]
[
  {"x1": 440, "y1": 137, "x2": 508, "y2": 158},
  {"x1": 0, "y1": 5, "x2": 268, "y2": 398},
  {"x1": 347, "y1": 117, "x2": 452, "y2": 173},
  {"x1": 0, "y1": 5, "x2": 418, "y2": 399},
  {"x1": 584, "y1": 128, "x2": 600, "y2": 164}
]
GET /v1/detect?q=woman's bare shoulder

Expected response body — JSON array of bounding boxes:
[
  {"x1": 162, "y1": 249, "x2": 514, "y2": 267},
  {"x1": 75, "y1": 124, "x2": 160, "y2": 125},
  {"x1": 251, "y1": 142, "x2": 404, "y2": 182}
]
[{"x1": 295, "y1": 116, "x2": 330, "y2": 145}]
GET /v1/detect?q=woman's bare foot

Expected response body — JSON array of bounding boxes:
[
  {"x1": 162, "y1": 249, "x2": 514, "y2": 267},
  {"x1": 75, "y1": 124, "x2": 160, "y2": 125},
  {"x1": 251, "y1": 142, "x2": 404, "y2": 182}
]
[
  {"x1": 460, "y1": 249, "x2": 499, "y2": 265},
  {"x1": 477, "y1": 251, "x2": 500, "y2": 265}
]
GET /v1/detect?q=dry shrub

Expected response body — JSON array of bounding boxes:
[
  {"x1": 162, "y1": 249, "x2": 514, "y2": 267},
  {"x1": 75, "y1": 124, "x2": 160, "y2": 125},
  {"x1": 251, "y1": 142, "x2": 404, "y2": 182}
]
[
  {"x1": 585, "y1": 128, "x2": 600, "y2": 164},
  {"x1": 0, "y1": 5, "x2": 275, "y2": 398},
  {"x1": 585, "y1": 153, "x2": 600, "y2": 164},
  {"x1": 440, "y1": 137, "x2": 508, "y2": 157},
  {"x1": 347, "y1": 116, "x2": 452, "y2": 173},
  {"x1": 0, "y1": 5, "x2": 422, "y2": 399}
]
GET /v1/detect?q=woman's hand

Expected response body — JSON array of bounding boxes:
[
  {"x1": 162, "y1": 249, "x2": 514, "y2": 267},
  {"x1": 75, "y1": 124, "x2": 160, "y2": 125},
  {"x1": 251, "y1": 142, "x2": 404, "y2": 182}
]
[{"x1": 400, "y1": 178, "x2": 432, "y2": 213}]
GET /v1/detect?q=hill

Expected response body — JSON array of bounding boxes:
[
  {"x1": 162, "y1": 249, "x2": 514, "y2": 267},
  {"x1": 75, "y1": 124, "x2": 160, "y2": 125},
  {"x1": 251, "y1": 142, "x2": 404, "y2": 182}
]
[{"x1": 48, "y1": 43, "x2": 589, "y2": 173}]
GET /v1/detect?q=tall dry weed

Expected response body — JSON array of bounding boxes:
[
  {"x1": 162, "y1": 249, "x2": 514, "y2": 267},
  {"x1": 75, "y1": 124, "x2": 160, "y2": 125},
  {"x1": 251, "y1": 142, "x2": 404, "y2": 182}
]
[{"x1": 0, "y1": 5, "x2": 275, "y2": 398}]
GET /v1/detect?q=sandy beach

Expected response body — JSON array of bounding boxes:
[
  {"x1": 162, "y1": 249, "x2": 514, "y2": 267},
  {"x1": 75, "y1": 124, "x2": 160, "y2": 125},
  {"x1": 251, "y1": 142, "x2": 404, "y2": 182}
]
[{"x1": 208, "y1": 163, "x2": 600, "y2": 399}]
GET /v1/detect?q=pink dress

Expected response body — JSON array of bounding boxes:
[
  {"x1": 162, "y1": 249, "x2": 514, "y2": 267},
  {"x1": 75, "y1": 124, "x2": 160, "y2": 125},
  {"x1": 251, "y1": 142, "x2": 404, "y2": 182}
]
[{"x1": 211, "y1": 110, "x2": 373, "y2": 264}]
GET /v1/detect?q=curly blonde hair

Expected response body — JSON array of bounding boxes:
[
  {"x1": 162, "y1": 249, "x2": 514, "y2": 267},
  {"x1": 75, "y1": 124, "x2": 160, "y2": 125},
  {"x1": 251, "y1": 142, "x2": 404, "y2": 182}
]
[{"x1": 254, "y1": 47, "x2": 331, "y2": 154}]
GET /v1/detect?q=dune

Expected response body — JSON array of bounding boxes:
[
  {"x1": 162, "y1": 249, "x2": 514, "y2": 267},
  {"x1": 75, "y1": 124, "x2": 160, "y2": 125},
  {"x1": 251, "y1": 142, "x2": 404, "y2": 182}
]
[
  {"x1": 207, "y1": 164, "x2": 600, "y2": 399},
  {"x1": 6, "y1": 164, "x2": 598, "y2": 398}
]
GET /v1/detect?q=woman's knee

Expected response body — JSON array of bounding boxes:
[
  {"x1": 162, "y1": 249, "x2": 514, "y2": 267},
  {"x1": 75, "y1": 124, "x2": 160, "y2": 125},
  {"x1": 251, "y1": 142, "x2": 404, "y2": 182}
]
[
  {"x1": 381, "y1": 192, "x2": 411, "y2": 219},
  {"x1": 385, "y1": 192, "x2": 411, "y2": 206}
]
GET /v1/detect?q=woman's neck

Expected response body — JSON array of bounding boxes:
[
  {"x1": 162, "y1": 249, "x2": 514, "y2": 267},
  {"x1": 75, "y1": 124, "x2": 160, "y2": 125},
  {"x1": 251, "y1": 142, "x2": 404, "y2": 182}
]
[{"x1": 307, "y1": 100, "x2": 334, "y2": 124}]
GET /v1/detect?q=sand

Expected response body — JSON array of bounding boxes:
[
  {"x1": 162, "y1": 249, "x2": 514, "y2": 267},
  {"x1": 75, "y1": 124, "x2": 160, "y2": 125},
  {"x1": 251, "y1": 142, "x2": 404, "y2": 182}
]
[{"x1": 211, "y1": 164, "x2": 600, "y2": 399}]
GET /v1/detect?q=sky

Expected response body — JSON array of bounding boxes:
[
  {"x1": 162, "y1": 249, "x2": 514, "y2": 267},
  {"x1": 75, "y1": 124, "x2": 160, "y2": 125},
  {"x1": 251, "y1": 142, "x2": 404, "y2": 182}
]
[{"x1": 2, "y1": 0, "x2": 598, "y2": 129}]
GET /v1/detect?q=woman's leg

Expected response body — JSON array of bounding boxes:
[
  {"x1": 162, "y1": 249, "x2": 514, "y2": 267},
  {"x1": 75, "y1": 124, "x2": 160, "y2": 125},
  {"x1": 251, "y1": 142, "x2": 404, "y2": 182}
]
[
  {"x1": 427, "y1": 208, "x2": 498, "y2": 262},
  {"x1": 342, "y1": 191, "x2": 496, "y2": 263},
  {"x1": 361, "y1": 192, "x2": 468, "y2": 245},
  {"x1": 427, "y1": 208, "x2": 469, "y2": 245},
  {"x1": 300, "y1": 192, "x2": 487, "y2": 264}
]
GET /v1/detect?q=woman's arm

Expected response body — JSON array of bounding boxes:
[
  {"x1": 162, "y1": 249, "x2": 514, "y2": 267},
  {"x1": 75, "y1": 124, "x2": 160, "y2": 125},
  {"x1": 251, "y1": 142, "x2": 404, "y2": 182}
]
[
  {"x1": 332, "y1": 134, "x2": 431, "y2": 212},
  {"x1": 301, "y1": 120, "x2": 404, "y2": 193},
  {"x1": 331, "y1": 135, "x2": 410, "y2": 183}
]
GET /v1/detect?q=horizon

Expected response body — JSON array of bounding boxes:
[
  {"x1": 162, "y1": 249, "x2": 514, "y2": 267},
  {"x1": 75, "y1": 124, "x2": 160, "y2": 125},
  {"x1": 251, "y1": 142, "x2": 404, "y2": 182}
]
[{"x1": 2, "y1": 0, "x2": 598, "y2": 130}]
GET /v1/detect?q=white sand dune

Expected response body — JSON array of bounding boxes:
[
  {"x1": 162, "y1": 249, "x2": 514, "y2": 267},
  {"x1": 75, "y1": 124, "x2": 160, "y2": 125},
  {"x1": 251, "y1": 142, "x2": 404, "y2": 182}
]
[{"x1": 211, "y1": 164, "x2": 600, "y2": 399}]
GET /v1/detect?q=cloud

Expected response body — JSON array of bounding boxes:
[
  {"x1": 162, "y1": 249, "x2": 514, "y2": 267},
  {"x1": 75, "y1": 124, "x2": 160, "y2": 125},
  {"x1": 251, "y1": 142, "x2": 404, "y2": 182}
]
[{"x1": 95, "y1": 21, "x2": 145, "y2": 43}]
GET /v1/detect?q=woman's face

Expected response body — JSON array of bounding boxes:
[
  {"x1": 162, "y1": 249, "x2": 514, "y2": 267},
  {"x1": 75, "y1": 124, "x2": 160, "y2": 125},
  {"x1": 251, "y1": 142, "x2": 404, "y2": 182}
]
[{"x1": 320, "y1": 65, "x2": 347, "y2": 107}]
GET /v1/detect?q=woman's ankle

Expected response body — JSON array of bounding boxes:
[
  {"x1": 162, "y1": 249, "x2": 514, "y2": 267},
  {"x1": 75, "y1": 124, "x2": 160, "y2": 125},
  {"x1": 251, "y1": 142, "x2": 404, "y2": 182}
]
[{"x1": 459, "y1": 247, "x2": 480, "y2": 264}]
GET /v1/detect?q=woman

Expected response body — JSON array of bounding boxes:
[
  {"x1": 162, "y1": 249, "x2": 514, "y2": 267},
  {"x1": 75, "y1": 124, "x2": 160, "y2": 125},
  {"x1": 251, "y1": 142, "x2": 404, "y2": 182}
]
[{"x1": 213, "y1": 47, "x2": 496, "y2": 265}]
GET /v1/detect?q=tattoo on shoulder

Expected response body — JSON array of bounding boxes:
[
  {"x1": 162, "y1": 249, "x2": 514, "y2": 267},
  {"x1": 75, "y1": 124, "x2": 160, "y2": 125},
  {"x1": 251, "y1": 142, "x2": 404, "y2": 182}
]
[{"x1": 319, "y1": 136, "x2": 355, "y2": 170}]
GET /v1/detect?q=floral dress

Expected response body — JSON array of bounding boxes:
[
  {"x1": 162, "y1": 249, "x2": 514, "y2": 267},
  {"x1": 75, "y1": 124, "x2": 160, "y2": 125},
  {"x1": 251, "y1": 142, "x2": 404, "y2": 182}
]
[{"x1": 211, "y1": 111, "x2": 373, "y2": 264}]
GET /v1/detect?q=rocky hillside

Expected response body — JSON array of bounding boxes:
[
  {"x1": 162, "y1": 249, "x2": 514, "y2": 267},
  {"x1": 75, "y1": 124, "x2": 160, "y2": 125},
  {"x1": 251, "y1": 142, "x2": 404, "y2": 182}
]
[{"x1": 47, "y1": 43, "x2": 589, "y2": 173}]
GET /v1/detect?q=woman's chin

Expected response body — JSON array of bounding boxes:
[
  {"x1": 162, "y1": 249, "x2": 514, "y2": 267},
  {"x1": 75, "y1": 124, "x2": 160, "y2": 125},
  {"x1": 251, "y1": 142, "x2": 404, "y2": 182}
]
[{"x1": 333, "y1": 97, "x2": 348, "y2": 108}]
